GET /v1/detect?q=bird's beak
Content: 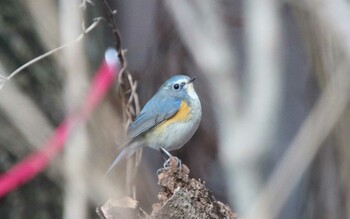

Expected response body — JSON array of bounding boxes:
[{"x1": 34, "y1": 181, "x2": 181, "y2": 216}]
[{"x1": 188, "y1": 77, "x2": 196, "y2": 84}]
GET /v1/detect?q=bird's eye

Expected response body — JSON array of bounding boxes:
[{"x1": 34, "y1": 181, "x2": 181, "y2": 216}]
[{"x1": 173, "y1": 83, "x2": 180, "y2": 90}]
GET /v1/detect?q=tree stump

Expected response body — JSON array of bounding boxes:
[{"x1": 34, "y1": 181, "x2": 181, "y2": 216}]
[{"x1": 97, "y1": 157, "x2": 237, "y2": 219}]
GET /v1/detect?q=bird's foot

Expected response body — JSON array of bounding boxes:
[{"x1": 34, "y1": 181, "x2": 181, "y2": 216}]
[
  {"x1": 156, "y1": 167, "x2": 163, "y2": 175},
  {"x1": 156, "y1": 157, "x2": 182, "y2": 175},
  {"x1": 163, "y1": 156, "x2": 182, "y2": 170},
  {"x1": 163, "y1": 156, "x2": 182, "y2": 171},
  {"x1": 156, "y1": 147, "x2": 182, "y2": 174}
]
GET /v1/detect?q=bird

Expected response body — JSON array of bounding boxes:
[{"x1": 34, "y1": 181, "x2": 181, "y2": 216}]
[{"x1": 106, "y1": 74, "x2": 202, "y2": 174}]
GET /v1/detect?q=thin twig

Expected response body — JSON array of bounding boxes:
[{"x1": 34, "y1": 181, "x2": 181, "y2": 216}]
[
  {"x1": 101, "y1": 0, "x2": 125, "y2": 66},
  {"x1": 80, "y1": 0, "x2": 94, "y2": 10},
  {"x1": 2, "y1": 18, "x2": 102, "y2": 84},
  {"x1": 100, "y1": 0, "x2": 141, "y2": 199}
]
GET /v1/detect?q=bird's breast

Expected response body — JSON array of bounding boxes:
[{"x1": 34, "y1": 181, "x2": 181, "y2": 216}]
[{"x1": 146, "y1": 99, "x2": 201, "y2": 151}]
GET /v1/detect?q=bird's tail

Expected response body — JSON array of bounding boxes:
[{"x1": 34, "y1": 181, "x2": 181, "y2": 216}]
[{"x1": 105, "y1": 141, "x2": 141, "y2": 176}]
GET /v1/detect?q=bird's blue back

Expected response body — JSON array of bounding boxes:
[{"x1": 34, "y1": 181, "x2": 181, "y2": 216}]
[{"x1": 127, "y1": 91, "x2": 182, "y2": 141}]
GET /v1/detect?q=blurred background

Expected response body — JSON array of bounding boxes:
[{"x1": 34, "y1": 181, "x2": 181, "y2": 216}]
[{"x1": 0, "y1": 0, "x2": 349, "y2": 218}]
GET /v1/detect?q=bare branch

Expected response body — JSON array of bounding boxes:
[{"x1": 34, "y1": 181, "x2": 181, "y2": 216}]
[
  {"x1": 0, "y1": 18, "x2": 102, "y2": 91},
  {"x1": 80, "y1": 0, "x2": 94, "y2": 10},
  {"x1": 100, "y1": 0, "x2": 125, "y2": 66},
  {"x1": 245, "y1": 1, "x2": 350, "y2": 218},
  {"x1": 100, "y1": 0, "x2": 141, "y2": 198}
]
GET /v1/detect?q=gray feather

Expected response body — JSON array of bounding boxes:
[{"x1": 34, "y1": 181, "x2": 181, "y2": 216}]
[
  {"x1": 105, "y1": 141, "x2": 141, "y2": 176},
  {"x1": 126, "y1": 95, "x2": 181, "y2": 140}
]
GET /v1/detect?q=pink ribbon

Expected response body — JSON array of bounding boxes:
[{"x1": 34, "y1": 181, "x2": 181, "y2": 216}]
[{"x1": 0, "y1": 49, "x2": 119, "y2": 198}]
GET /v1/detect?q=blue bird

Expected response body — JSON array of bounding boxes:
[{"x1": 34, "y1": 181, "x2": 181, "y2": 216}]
[{"x1": 106, "y1": 75, "x2": 202, "y2": 174}]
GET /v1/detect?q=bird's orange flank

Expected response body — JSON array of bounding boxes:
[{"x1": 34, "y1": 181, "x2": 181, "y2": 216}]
[{"x1": 156, "y1": 101, "x2": 191, "y2": 131}]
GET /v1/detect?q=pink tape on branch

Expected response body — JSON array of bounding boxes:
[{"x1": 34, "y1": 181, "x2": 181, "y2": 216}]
[{"x1": 0, "y1": 48, "x2": 119, "y2": 198}]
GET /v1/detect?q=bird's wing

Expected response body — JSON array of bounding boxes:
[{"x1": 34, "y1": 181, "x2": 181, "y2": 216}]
[
  {"x1": 105, "y1": 95, "x2": 181, "y2": 175},
  {"x1": 127, "y1": 96, "x2": 182, "y2": 140}
]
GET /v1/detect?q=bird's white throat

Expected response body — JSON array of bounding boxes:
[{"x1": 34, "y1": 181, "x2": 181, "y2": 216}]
[{"x1": 186, "y1": 83, "x2": 198, "y2": 99}]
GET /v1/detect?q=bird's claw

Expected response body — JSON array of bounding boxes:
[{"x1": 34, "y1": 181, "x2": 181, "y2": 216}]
[
  {"x1": 156, "y1": 157, "x2": 182, "y2": 175},
  {"x1": 156, "y1": 168, "x2": 162, "y2": 175},
  {"x1": 163, "y1": 157, "x2": 182, "y2": 171}
]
